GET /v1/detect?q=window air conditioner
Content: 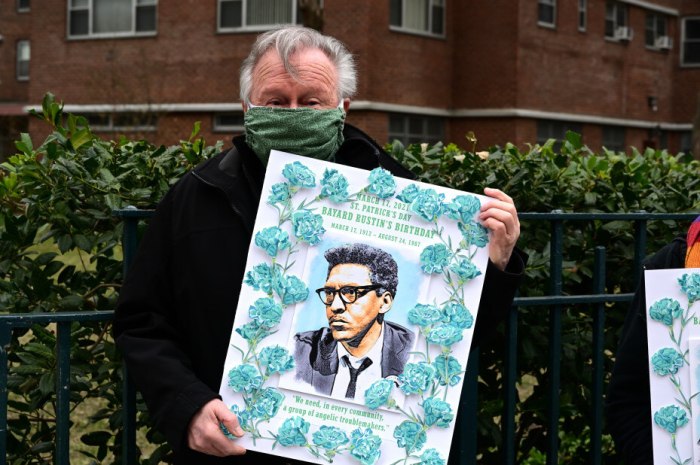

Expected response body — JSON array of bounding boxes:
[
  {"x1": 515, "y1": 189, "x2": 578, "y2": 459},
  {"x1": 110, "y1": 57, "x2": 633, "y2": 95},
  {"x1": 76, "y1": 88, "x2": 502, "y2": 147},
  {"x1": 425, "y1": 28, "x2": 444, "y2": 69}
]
[
  {"x1": 655, "y1": 36, "x2": 673, "y2": 50},
  {"x1": 614, "y1": 26, "x2": 633, "y2": 41}
]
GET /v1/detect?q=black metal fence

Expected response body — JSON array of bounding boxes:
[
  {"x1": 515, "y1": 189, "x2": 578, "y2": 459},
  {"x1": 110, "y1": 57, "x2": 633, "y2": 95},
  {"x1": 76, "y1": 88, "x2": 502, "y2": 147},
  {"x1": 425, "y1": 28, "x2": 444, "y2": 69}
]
[{"x1": 1, "y1": 210, "x2": 697, "y2": 465}]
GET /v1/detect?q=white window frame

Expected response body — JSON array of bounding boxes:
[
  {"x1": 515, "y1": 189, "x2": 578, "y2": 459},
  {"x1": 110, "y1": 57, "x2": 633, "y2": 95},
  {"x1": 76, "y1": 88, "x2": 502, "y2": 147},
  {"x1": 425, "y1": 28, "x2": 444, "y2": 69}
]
[
  {"x1": 601, "y1": 125, "x2": 626, "y2": 153},
  {"x1": 17, "y1": 0, "x2": 30, "y2": 13},
  {"x1": 578, "y1": 0, "x2": 587, "y2": 32},
  {"x1": 538, "y1": 0, "x2": 556, "y2": 28},
  {"x1": 217, "y1": 0, "x2": 300, "y2": 33},
  {"x1": 388, "y1": 113, "x2": 445, "y2": 146},
  {"x1": 67, "y1": 0, "x2": 158, "y2": 39},
  {"x1": 681, "y1": 17, "x2": 700, "y2": 67},
  {"x1": 645, "y1": 12, "x2": 670, "y2": 50},
  {"x1": 389, "y1": 0, "x2": 446, "y2": 39},
  {"x1": 85, "y1": 112, "x2": 157, "y2": 132},
  {"x1": 213, "y1": 113, "x2": 245, "y2": 133},
  {"x1": 16, "y1": 40, "x2": 30, "y2": 81},
  {"x1": 605, "y1": 1, "x2": 630, "y2": 40}
]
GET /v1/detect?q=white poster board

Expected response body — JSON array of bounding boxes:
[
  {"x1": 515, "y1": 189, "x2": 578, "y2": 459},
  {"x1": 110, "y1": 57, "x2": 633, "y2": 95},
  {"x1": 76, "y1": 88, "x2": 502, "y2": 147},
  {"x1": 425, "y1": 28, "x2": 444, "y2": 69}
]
[
  {"x1": 219, "y1": 151, "x2": 492, "y2": 465},
  {"x1": 645, "y1": 268, "x2": 700, "y2": 465}
]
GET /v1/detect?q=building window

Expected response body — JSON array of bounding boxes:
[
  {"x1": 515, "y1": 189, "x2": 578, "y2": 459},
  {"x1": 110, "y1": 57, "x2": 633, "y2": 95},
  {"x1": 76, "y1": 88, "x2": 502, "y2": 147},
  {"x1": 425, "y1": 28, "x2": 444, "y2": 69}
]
[
  {"x1": 536, "y1": 120, "x2": 582, "y2": 152},
  {"x1": 17, "y1": 0, "x2": 30, "y2": 12},
  {"x1": 680, "y1": 131, "x2": 693, "y2": 155},
  {"x1": 83, "y1": 113, "x2": 157, "y2": 132},
  {"x1": 605, "y1": 1, "x2": 631, "y2": 41},
  {"x1": 68, "y1": 0, "x2": 158, "y2": 38},
  {"x1": 646, "y1": 13, "x2": 671, "y2": 49},
  {"x1": 218, "y1": 0, "x2": 304, "y2": 31},
  {"x1": 388, "y1": 114, "x2": 444, "y2": 146},
  {"x1": 16, "y1": 40, "x2": 30, "y2": 81},
  {"x1": 578, "y1": 0, "x2": 587, "y2": 31},
  {"x1": 213, "y1": 113, "x2": 245, "y2": 134},
  {"x1": 390, "y1": 0, "x2": 445, "y2": 37},
  {"x1": 682, "y1": 17, "x2": 700, "y2": 66},
  {"x1": 602, "y1": 126, "x2": 625, "y2": 152},
  {"x1": 538, "y1": 0, "x2": 556, "y2": 28}
]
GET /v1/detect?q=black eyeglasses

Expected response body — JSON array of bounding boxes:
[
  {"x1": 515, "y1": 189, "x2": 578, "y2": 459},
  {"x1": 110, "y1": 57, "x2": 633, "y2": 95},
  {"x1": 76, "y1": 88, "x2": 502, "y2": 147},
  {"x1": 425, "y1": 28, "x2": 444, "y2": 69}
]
[{"x1": 315, "y1": 285, "x2": 381, "y2": 305}]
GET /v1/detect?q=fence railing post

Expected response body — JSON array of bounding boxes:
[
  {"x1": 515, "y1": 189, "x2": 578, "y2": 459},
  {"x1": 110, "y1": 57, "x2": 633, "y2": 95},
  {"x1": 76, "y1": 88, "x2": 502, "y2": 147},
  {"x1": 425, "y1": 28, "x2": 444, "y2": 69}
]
[
  {"x1": 503, "y1": 303, "x2": 519, "y2": 465},
  {"x1": 56, "y1": 321, "x2": 72, "y2": 464},
  {"x1": 0, "y1": 322, "x2": 11, "y2": 465},
  {"x1": 590, "y1": 246, "x2": 606, "y2": 465},
  {"x1": 547, "y1": 210, "x2": 564, "y2": 465}
]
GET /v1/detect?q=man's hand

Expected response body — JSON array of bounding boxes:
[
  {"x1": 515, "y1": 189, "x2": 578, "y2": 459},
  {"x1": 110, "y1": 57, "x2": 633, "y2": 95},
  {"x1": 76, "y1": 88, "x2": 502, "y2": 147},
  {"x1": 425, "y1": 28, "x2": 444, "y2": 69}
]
[
  {"x1": 187, "y1": 399, "x2": 247, "y2": 457},
  {"x1": 479, "y1": 187, "x2": 520, "y2": 271}
]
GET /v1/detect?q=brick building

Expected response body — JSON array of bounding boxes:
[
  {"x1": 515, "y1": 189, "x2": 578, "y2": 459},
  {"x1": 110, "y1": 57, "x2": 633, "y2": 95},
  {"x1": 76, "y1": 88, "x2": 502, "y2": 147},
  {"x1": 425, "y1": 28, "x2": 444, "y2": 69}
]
[{"x1": 0, "y1": 0, "x2": 698, "y2": 159}]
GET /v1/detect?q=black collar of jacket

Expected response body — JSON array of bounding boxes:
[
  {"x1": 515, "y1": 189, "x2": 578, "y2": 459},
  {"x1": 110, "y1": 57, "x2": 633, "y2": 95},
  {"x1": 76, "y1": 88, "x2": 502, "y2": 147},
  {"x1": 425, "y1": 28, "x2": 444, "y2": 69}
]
[{"x1": 190, "y1": 123, "x2": 416, "y2": 230}]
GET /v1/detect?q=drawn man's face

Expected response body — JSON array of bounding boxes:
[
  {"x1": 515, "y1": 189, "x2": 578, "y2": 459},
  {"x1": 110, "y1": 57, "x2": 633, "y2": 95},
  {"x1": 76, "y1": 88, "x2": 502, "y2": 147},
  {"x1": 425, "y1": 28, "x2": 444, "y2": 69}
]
[{"x1": 323, "y1": 264, "x2": 393, "y2": 343}]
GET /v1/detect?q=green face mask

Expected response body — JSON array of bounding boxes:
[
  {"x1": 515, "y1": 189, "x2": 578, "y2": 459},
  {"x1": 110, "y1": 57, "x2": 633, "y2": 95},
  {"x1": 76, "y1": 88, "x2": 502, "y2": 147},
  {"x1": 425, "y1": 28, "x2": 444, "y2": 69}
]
[{"x1": 244, "y1": 105, "x2": 346, "y2": 166}]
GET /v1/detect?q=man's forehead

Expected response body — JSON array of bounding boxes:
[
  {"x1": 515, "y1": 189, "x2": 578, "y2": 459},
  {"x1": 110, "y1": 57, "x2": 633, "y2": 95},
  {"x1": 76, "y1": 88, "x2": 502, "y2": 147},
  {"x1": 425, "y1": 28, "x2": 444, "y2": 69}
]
[
  {"x1": 253, "y1": 48, "x2": 337, "y2": 82},
  {"x1": 327, "y1": 263, "x2": 372, "y2": 283}
]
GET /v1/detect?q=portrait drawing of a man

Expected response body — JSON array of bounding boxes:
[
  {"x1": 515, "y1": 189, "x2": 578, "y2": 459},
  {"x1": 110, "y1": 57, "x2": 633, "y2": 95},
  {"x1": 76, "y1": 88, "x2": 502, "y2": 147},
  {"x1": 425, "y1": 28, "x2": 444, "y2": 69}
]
[{"x1": 293, "y1": 243, "x2": 415, "y2": 401}]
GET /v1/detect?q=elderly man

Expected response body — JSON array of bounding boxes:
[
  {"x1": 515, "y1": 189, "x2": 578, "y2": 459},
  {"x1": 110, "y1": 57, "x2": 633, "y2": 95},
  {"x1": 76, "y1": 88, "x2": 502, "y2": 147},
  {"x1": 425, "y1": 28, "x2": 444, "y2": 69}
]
[
  {"x1": 294, "y1": 243, "x2": 415, "y2": 400},
  {"x1": 114, "y1": 26, "x2": 526, "y2": 464}
]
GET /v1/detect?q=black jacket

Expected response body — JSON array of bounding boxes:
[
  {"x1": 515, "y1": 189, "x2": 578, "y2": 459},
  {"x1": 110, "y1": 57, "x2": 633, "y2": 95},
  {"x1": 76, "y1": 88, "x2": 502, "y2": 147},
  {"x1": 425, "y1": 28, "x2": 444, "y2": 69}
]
[
  {"x1": 293, "y1": 320, "x2": 414, "y2": 395},
  {"x1": 606, "y1": 236, "x2": 687, "y2": 465},
  {"x1": 114, "y1": 124, "x2": 526, "y2": 464}
]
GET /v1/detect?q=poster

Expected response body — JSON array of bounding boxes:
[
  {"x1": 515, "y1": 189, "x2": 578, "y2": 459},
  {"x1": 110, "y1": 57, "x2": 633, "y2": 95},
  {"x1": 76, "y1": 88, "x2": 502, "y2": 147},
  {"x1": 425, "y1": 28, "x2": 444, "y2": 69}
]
[
  {"x1": 645, "y1": 268, "x2": 700, "y2": 465},
  {"x1": 219, "y1": 150, "x2": 491, "y2": 465}
]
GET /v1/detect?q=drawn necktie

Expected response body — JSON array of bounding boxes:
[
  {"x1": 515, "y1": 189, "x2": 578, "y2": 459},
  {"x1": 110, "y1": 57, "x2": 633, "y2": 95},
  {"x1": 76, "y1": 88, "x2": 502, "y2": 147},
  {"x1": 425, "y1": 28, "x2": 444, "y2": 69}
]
[{"x1": 344, "y1": 356, "x2": 373, "y2": 399}]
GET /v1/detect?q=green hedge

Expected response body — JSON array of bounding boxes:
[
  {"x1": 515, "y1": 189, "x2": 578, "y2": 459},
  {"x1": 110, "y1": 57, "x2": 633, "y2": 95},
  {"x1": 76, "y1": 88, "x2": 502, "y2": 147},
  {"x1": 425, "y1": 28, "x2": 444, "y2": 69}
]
[{"x1": 1, "y1": 95, "x2": 699, "y2": 464}]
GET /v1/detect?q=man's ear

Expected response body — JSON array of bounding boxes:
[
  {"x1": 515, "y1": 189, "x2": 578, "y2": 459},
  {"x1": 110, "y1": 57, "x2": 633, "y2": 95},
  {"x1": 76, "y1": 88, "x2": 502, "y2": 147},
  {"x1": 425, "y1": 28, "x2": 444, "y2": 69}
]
[
  {"x1": 242, "y1": 101, "x2": 249, "y2": 113},
  {"x1": 342, "y1": 98, "x2": 350, "y2": 113},
  {"x1": 378, "y1": 293, "x2": 393, "y2": 314}
]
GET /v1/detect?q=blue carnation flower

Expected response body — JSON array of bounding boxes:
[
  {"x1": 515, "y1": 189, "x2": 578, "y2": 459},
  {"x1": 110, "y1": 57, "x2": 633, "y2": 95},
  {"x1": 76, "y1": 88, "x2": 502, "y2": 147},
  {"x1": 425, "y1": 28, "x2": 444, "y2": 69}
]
[
  {"x1": 420, "y1": 244, "x2": 452, "y2": 274},
  {"x1": 364, "y1": 378, "x2": 394, "y2": 410},
  {"x1": 292, "y1": 210, "x2": 325, "y2": 245},
  {"x1": 254, "y1": 226, "x2": 291, "y2": 257},
  {"x1": 396, "y1": 184, "x2": 421, "y2": 203},
  {"x1": 410, "y1": 188, "x2": 444, "y2": 222},
  {"x1": 248, "y1": 387, "x2": 284, "y2": 420},
  {"x1": 235, "y1": 320, "x2": 270, "y2": 342},
  {"x1": 443, "y1": 195, "x2": 481, "y2": 224},
  {"x1": 653, "y1": 405, "x2": 689, "y2": 434},
  {"x1": 367, "y1": 167, "x2": 396, "y2": 199},
  {"x1": 458, "y1": 221, "x2": 489, "y2": 248},
  {"x1": 649, "y1": 298, "x2": 683, "y2": 326},
  {"x1": 227, "y1": 364, "x2": 263, "y2": 393},
  {"x1": 422, "y1": 397, "x2": 454, "y2": 428},
  {"x1": 349, "y1": 428, "x2": 382, "y2": 465},
  {"x1": 268, "y1": 182, "x2": 291, "y2": 205},
  {"x1": 230, "y1": 404, "x2": 253, "y2": 430},
  {"x1": 259, "y1": 345, "x2": 295, "y2": 375},
  {"x1": 312, "y1": 425, "x2": 349, "y2": 450},
  {"x1": 432, "y1": 354, "x2": 463, "y2": 387},
  {"x1": 408, "y1": 303, "x2": 443, "y2": 328},
  {"x1": 320, "y1": 168, "x2": 350, "y2": 202},
  {"x1": 448, "y1": 256, "x2": 482, "y2": 282},
  {"x1": 399, "y1": 362, "x2": 436, "y2": 395},
  {"x1": 248, "y1": 297, "x2": 283, "y2": 329},
  {"x1": 651, "y1": 347, "x2": 684, "y2": 376},
  {"x1": 679, "y1": 273, "x2": 700, "y2": 304},
  {"x1": 419, "y1": 448, "x2": 445, "y2": 465},
  {"x1": 277, "y1": 416, "x2": 310, "y2": 447},
  {"x1": 426, "y1": 323, "x2": 463, "y2": 347},
  {"x1": 442, "y1": 302, "x2": 474, "y2": 330},
  {"x1": 274, "y1": 274, "x2": 309, "y2": 306},
  {"x1": 244, "y1": 263, "x2": 277, "y2": 294},
  {"x1": 393, "y1": 420, "x2": 426, "y2": 454},
  {"x1": 282, "y1": 161, "x2": 316, "y2": 188}
]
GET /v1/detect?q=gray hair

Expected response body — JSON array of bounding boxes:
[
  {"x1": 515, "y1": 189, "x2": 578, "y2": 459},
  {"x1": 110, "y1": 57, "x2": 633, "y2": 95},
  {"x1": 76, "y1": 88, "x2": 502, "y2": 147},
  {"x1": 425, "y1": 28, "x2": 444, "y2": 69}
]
[
  {"x1": 324, "y1": 243, "x2": 398, "y2": 297},
  {"x1": 239, "y1": 26, "x2": 357, "y2": 103}
]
